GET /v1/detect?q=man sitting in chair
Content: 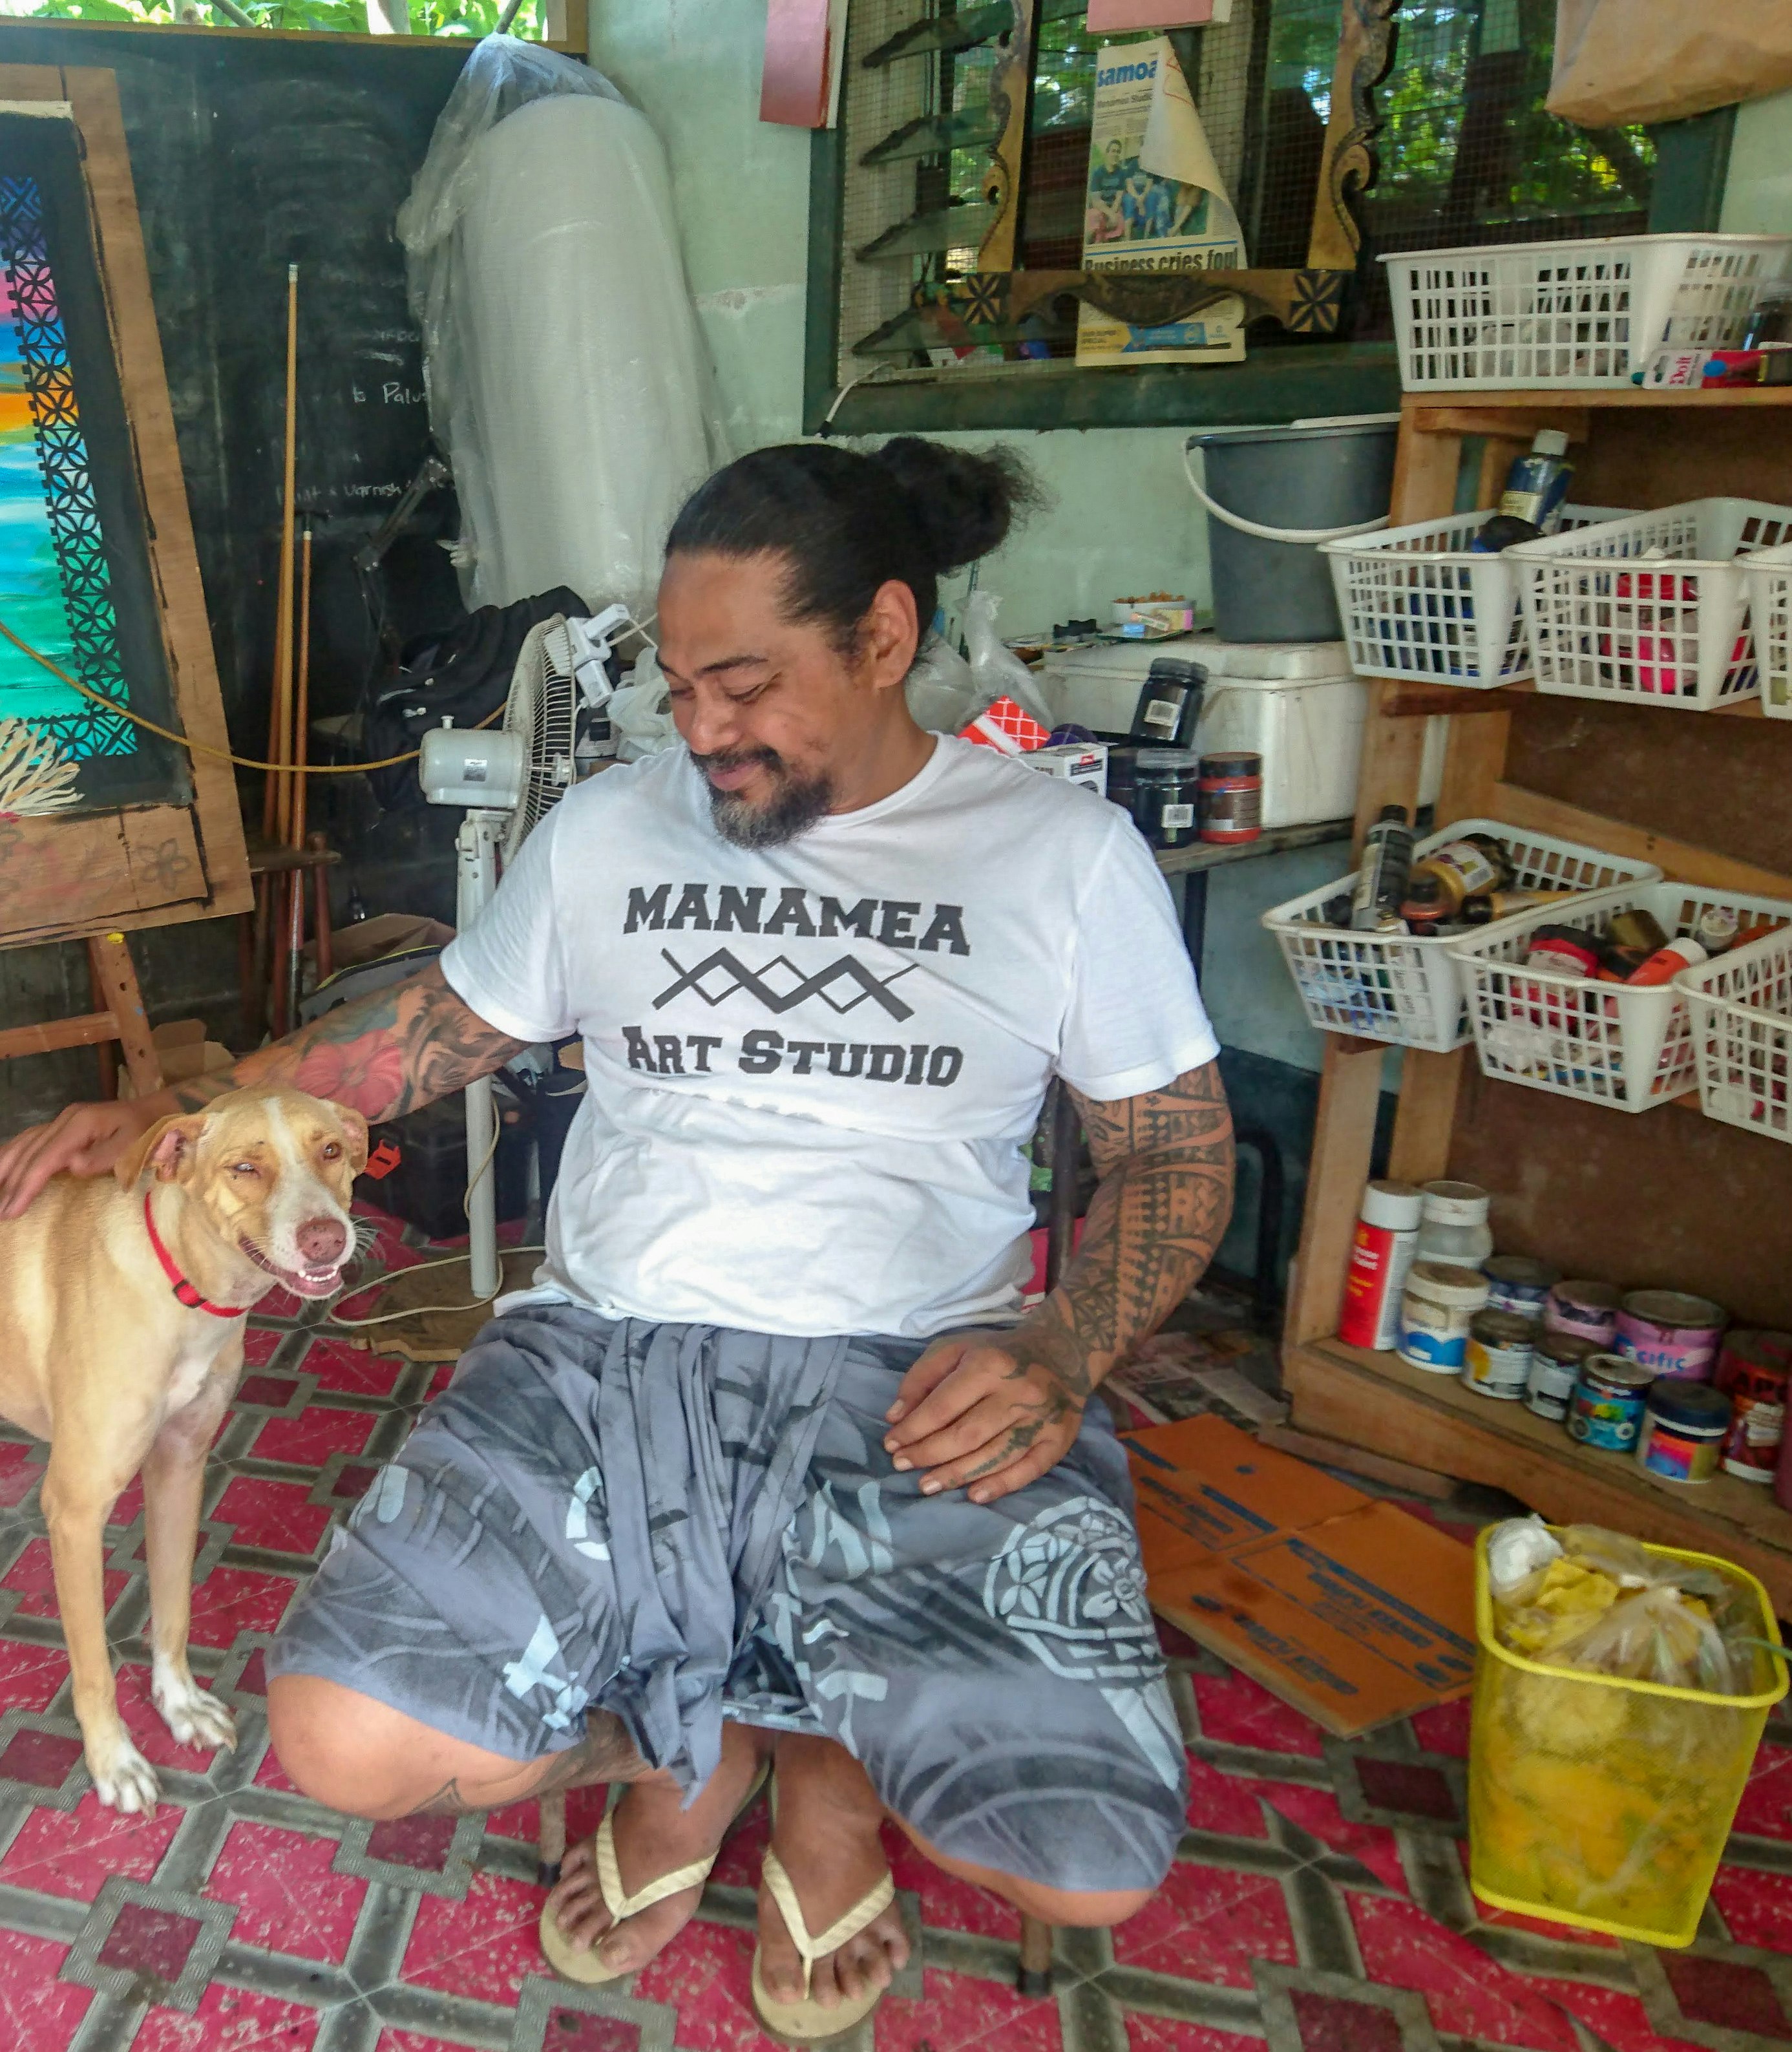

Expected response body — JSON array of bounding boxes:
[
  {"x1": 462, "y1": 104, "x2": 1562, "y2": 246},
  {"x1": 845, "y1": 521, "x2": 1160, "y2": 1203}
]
[{"x1": 0, "y1": 436, "x2": 1233, "y2": 2043}]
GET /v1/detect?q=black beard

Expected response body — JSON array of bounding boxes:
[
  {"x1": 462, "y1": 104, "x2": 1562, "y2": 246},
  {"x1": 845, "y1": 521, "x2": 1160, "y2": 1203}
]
[{"x1": 693, "y1": 748, "x2": 834, "y2": 849}]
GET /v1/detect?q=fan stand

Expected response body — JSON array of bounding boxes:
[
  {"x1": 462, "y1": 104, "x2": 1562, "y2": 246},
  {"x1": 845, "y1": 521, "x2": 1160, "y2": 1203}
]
[{"x1": 456, "y1": 807, "x2": 507, "y2": 1304}]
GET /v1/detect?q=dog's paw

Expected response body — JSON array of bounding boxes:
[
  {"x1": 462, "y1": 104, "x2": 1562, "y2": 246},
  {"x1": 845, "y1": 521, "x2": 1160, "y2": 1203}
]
[
  {"x1": 88, "y1": 1734, "x2": 160, "y2": 1815},
  {"x1": 152, "y1": 1662, "x2": 237, "y2": 1755}
]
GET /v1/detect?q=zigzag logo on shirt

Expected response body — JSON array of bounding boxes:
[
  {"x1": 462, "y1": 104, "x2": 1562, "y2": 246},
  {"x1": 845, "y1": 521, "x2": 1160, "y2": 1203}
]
[{"x1": 653, "y1": 948, "x2": 919, "y2": 1021}]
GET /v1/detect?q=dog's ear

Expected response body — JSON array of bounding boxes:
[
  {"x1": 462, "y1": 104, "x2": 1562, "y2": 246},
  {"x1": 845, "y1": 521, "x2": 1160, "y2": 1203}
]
[
  {"x1": 112, "y1": 1112, "x2": 210, "y2": 1189},
  {"x1": 332, "y1": 1106, "x2": 370, "y2": 1176}
]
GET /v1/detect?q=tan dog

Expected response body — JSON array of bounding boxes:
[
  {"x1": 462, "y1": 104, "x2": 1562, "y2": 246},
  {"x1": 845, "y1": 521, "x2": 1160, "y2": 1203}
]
[{"x1": 0, "y1": 1085, "x2": 367, "y2": 1812}]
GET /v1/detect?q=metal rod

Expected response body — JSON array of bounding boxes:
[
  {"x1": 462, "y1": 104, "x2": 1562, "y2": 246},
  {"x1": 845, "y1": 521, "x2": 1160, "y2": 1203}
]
[
  {"x1": 264, "y1": 263, "x2": 299, "y2": 846},
  {"x1": 291, "y1": 525, "x2": 313, "y2": 851}
]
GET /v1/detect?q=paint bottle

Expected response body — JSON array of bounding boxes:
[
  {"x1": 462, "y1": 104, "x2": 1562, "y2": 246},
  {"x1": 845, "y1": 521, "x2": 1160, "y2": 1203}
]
[
  {"x1": 1128, "y1": 659, "x2": 1206, "y2": 750},
  {"x1": 1415, "y1": 1181, "x2": 1493, "y2": 1267},
  {"x1": 1527, "y1": 1332, "x2": 1599, "y2": 1422},
  {"x1": 1197, "y1": 752, "x2": 1263, "y2": 844},
  {"x1": 1636, "y1": 1381, "x2": 1731, "y2": 1485},
  {"x1": 1482, "y1": 1254, "x2": 1559, "y2": 1322},
  {"x1": 1568, "y1": 1355, "x2": 1654, "y2": 1452},
  {"x1": 1350, "y1": 807, "x2": 1414, "y2": 932},
  {"x1": 1545, "y1": 1279, "x2": 1623, "y2": 1349},
  {"x1": 1624, "y1": 937, "x2": 1707, "y2": 986},
  {"x1": 1716, "y1": 1331, "x2": 1792, "y2": 1482},
  {"x1": 1695, "y1": 904, "x2": 1742, "y2": 957},
  {"x1": 1498, "y1": 428, "x2": 1574, "y2": 534},
  {"x1": 1337, "y1": 1180, "x2": 1425, "y2": 1351},
  {"x1": 1463, "y1": 1309, "x2": 1536, "y2": 1400},
  {"x1": 1397, "y1": 1262, "x2": 1492, "y2": 1373},
  {"x1": 1614, "y1": 1289, "x2": 1727, "y2": 1382},
  {"x1": 1408, "y1": 834, "x2": 1515, "y2": 915}
]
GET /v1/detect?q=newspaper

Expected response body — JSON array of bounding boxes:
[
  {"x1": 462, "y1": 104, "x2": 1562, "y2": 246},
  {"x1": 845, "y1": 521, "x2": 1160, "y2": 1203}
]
[{"x1": 1077, "y1": 36, "x2": 1245, "y2": 367}]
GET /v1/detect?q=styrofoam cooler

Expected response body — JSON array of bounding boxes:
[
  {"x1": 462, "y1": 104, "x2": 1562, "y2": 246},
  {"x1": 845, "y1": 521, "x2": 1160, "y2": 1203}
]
[
  {"x1": 1449, "y1": 882, "x2": 1792, "y2": 1112},
  {"x1": 1037, "y1": 637, "x2": 1366, "y2": 829},
  {"x1": 1261, "y1": 821, "x2": 1660, "y2": 1052}
]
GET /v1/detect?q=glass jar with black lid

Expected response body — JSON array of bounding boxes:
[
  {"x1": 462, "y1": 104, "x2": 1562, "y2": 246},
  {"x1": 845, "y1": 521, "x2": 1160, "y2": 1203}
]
[{"x1": 1133, "y1": 748, "x2": 1201, "y2": 849}]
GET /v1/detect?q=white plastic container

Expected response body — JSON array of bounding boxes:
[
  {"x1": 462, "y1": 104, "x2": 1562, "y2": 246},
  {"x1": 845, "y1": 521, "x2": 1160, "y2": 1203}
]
[
  {"x1": 1397, "y1": 1262, "x2": 1492, "y2": 1374},
  {"x1": 1322, "y1": 505, "x2": 1634, "y2": 689},
  {"x1": 1449, "y1": 882, "x2": 1792, "y2": 1113},
  {"x1": 1679, "y1": 926, "x2": 1792, "y2": 1144},
  {"x1": 1384, "y1": 233, "x2": 1792, "y2": 392},
  {"x1": 1510, "y1": 499, "x2": 1792, "y2": 712},
  {"x1": 1415, "y1": 1181, "x2": 1493, "y2": 1267},
  {"x1": 1738, "y1": 537, "x2": 1792, "y2": 720},
  {"x1": 1261, "y1": 819, "x2": 1661, "y2": 1053},
  {"x1": 1038, "y1": 637, "x2": 1367, "y2": 830}
]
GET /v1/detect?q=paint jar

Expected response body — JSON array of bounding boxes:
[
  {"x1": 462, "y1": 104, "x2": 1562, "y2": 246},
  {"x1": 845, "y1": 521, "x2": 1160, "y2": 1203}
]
[
  {"x1": 1415, "y1": 1182, "x2": 1493, "y2": 1268},
  {"x1": 1104, "y1": 747, "x2": 1141, "y2": 819},
  {"x1": 1133, "y1": 749, "x2": 1201, "y2": 851},
  {"x1": 1568, "y1": 1354, "x2": 1654, "y2": 1452},
  {"x1": 1544, "y1": 1279, "x2": 1623, "y2": 1349},
  {"x1": 1463, "y1": 1309, "x2": 1535, "y2": 1401},
  {"x1": 1614, "y1": 1290, "x2": 1727, "y2": 1382},
  {"x1": 1482, "y1": 1255, "x2": 1559, "y2": 1324},
  {"x1": 1397, "y1": 1262, "x2": 1492, "y2": 1374},
  {"x1": 1197, "y1": 752, "x2": 1263, "y2": 844},
  {"x1": 1337, "y1": 1179, "x2": 1425, "y2": 1352},
  {"x1": 1715, "y1": 1331, "x2": 1792, "y2": 1483},
  {"x1": 1636, "y1": 1380, "x2": 1731, "y2": 1486},
  {"x1": 1526, "y1": 1332, "x2": 1599, "y2": 1423}
]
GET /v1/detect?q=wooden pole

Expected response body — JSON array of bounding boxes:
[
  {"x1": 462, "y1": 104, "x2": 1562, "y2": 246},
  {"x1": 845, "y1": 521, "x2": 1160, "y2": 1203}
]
[
  {"x1": 291, "y1": 524, "x2": 313, "y2": 850},
  {"x1": 264, "y1": 261, "x2": 299, "y2": 845}
]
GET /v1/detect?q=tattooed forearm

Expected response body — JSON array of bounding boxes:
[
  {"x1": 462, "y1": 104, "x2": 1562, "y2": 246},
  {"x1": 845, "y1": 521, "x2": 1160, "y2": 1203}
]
[
  {"x1": 168, "y1": 964, "x2": 529, "y2": 1122},
  {"x1": 406, "y1": 1714, "x2": 645, "y2": 1816},
  {"x1": 1004, "y1": 1060, "x2": 1234, "y2": 1404}
]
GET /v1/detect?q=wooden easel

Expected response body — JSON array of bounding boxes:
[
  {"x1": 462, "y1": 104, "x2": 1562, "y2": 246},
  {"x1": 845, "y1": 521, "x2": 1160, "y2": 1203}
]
[{"x1": 0, "y1": 931, "x2": 162, "y2": 1100}]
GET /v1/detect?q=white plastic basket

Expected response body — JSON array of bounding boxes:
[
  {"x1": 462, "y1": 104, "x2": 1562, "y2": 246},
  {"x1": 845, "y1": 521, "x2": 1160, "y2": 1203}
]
[
  {"x1": 1451, "y1": 883, "x2": 1792, "y2": 1112},
  {"x1": 1740, "y1": 538, "x2": 1792, "y2": 719},
  {"x1": 1511, "y1": 499, "x2": 1792, "y2": 712},
  {"x1": 1261, "y1": 820, "x2": 1661, "y2": 1053},
  {"x1": 1322, "y1": 505, "x2": 1634, "y2": 688},
  {"x1": 1680, "y1": 927, "x2": 1792, "y2": 1143},
  {"x1": 1384, "y1": 234, "x2": 1792, "y2": 391}
]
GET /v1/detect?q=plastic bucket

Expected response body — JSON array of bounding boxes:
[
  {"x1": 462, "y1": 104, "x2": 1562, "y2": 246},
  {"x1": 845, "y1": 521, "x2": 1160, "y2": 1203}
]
[{"x1": 1192, "y1": 418, "x2": 1398, "y2": 642}]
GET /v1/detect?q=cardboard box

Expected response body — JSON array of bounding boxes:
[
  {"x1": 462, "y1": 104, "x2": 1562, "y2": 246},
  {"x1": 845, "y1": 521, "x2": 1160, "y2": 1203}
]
[
  {"x1": 1126, "y1": 1414, "x2": 1477, "y2": 1735},
  {"x1": 1020, "y1": 741, "x2": 1108, "y2": 796},
  {"x1": 118, "y1": 1021, "x2": 235, "y2": 1101}
]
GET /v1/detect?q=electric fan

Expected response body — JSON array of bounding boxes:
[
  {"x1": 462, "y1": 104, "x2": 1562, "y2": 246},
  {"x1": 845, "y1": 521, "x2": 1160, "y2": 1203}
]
[{"x1": 418, "y1": 603, "x2": 627, "y2": 1297}]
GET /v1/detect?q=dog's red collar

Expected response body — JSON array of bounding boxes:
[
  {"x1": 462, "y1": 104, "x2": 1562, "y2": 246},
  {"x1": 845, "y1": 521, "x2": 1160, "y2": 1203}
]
[{"x1": 142, "y1": 1190, "x2": 250, "y2": 1318}]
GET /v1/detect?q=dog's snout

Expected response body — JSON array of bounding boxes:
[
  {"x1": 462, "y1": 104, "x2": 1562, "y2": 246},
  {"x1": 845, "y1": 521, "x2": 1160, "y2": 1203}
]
[{"x1": 295, "y1": 1217, "x2": 348, "y2": 1265}]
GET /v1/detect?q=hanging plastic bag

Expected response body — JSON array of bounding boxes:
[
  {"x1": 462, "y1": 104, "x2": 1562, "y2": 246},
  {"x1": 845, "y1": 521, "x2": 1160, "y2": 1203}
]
[
  {"x1": 607, "y1": 649, "x2": 682, "y2": 761},
  {"x1": 397, "y1": 36, "x2": 728, "y2": 619},
  {"x1": 963, "y1": 593, "x2": 1055, "y2": 732},
  {"x1": 905, "y1": 633, "x2": 984, "y2": 735}
]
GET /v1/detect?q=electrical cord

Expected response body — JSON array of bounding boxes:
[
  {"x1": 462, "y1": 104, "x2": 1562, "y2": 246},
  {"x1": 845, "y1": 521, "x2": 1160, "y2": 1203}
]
[{"x1": 0, "y1": 615, "x2": 501, "y2": 774}]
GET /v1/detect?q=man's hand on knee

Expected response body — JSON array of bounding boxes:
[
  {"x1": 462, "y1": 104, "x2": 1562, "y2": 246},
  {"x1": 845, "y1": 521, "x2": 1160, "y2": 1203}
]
[{"x1": 881, "y1": 1332, "x2": 1085, "y2": 1505}]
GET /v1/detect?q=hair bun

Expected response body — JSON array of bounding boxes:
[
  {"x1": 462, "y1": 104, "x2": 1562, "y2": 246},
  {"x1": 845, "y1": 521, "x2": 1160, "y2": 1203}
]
[{"x1": 871, "y1": 437, "x2": 1044, "y2": 576}]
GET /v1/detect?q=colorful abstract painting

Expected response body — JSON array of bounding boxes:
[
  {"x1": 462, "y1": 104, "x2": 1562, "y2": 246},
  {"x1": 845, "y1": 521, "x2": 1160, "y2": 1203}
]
[{"x1": 0, "y1": 172, "x2": 132, "y2": 761}]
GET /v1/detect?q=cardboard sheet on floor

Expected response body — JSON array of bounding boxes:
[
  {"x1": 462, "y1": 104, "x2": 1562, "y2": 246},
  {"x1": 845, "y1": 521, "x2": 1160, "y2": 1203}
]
[{"x1": 1126, "y1": 1415, "x2": 1476, "y2": 1736}]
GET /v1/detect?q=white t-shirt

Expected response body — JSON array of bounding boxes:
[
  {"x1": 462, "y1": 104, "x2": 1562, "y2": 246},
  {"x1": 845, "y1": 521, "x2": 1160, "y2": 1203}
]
[{"x1": 441, "y1": 736, "x2": 1218, "y2": 1338}]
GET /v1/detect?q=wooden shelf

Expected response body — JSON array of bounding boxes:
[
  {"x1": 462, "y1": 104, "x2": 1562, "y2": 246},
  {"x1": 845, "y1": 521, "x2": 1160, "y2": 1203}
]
[
  {"x1": 1154, "y1": 816, "x2": 1352, "y2": 880},
  {"x1": 1285, "y1": 1336, "x2": 1792, "y2": 1612}
]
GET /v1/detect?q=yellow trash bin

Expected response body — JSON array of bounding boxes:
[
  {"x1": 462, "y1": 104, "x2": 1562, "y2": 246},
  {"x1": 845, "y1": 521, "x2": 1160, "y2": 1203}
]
[{"x1": 1468, "y1": 1527, "x2": 1786, "y2": 1948}]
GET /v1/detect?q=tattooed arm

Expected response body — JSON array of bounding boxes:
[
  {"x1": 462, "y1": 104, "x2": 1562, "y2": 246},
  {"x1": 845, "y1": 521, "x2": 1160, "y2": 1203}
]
[
  {"x1": 881, "y1": 1061, "x2": 1234, "y2": 1504},
  {"x1": 0, "y1": 964, "x2": 528, "y2": 1217}
]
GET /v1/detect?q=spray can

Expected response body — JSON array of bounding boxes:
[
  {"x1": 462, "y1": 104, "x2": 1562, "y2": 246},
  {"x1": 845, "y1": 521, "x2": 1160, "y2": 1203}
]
[
  {"x1": 1499, "y1": 430, "x2": 1574, "y2": 535},
  {"x1": 1337, "y1": 1180, "x2": 1424, "y2": 1351},
  {"x1": 1350, "y1": 808, "x2": 1415, "y2": 932}
]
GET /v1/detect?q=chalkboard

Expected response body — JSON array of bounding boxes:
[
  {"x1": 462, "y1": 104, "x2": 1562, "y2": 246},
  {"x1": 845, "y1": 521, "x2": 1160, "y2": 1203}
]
[{"x1": 0, "y1": 21, "x2": 474, "y2": 752}]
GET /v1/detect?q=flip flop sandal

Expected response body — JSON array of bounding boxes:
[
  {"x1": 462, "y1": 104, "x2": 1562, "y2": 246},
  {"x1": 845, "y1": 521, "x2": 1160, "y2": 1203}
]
[
  {"x1": 750, "y1": 1846, "x2": 897, "y2": 2044},
  {"x1": 540, "y1": 1761, "x2": 769, "y2": 1987}
]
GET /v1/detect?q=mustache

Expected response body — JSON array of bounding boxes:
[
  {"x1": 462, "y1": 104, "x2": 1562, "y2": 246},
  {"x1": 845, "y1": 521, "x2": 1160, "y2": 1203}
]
[{"x1": 690, "y1": 745, "x2": 787, "y2": 777}]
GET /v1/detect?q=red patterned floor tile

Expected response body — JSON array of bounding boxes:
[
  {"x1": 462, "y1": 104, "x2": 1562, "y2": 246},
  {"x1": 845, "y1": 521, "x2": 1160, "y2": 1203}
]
[
  {"x1": 1122, "y1": 2017, "x2": 1260, "y2": 2052},
  {"x1": 483, "y1": 1782, "x2": 607, "y2": 1853},
  {"x1": 255, "y1": 1744, "x2": 300, "y2": 1792},
  {"x1": 1, "y1": 1535, "x2": 128, "y2": 1619},
  {"x1": 377, "y1": 2033, "x2": 484, "y2": 2052},
  {"x1": 886, "y1": 1827, "x2": 1020, "y2": 1944},
  {"x1": 0, "y1": 1636, "x2": 72, "y2": 1715},
  {"x1": 134, "y1": 1982, "x2": 321, "y2": 2051},
  {"x1": 1113, "y1": 1866, "x2": 1292, "y2": 1975},
  {"x1": 0, "y1": 1443, "x2": 39, "y2": 1508},
  {"x1": 0, "y1": 1928, "x2": 92, "y2": 2046},
  {"x1": 212, "y1": 1476, "x2": 332, "y2": 1556},
  {"x1": 1409, "y1": 1699, "x2": 1471, "y2": 1760},
  {"x1": 112, "y1": 1477, "x2": 146, "y2": 1526},
  {"x1": 1732, "y1": 1742, "x2": 1792, "y2": 1841},
  {"x1": 0, "y1": 1789, "x2": 179, "y2": 1899},
  {"x1": 1663, "y1": 1955, "x2": 1792, "y2": 2038},
  {"x1": 255, "y1": 1284, "x2": 303, "y2": 1320},
  {"x1": 873, "y1": 1968, "x2": 1060, "y2": 2052},
  {"x1": 242, "y1": 1327, "x2": 285, "y2": 1368},
  {"x1": 1190, "y1": 1671, "x2": 1326, "y2": 1761},
  {"x1": 249, "y1": 1406, "x2": 376, "y2": 1466},
  {"x1": 1517, "y1": 1978, "x2": 1704, "y2": 2052},
  {"x1": 710, "y1": 1793, "x2": 773, "y2": 1890},
  {"x1": 207, "y1": 1819, "x2": 366, "y2": 1963},
  {"x1": 107, "y1": 1661, "x2": 239, "y2": 1774},
  {"x1": 1251, "y1": 1784, "x2": 1409, "y2": 1895},
  {"x1": 1290, "y1": 1991, "x2": 1403, "y2": 2052},
  {"x1": 400, "y1": 1868, "x2": 543, "y2": 2004},
  {"x1": 298, "y1": 1337, "x2": 406, "y2": 1399},
  {"x1": 632, "y1": 1918, "x2": 768, "y2": 2052},
  {"x1": 1348, "y1": 1895, "x2": 1579, "y2": 2051},
  {"x1": 1710, "y1": 1863, "x2": 1792, "y2": 1951},
  {"x1": 1184, "y1": 1754, "x2": 1272, "y2": 1841},
  {"x1": 187, "y1": 1565, "x2": 298, "y2": 1648}
]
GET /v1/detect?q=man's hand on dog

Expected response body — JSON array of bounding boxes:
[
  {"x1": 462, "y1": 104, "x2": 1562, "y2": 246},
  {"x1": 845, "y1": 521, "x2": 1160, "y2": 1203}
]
[
  {"x1": 0, "y1": 1101, "x2": 154, "y2": 1218},
  {"x1": 883, "y1": 1331, "x2": 1087, "y2": 1505}
]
